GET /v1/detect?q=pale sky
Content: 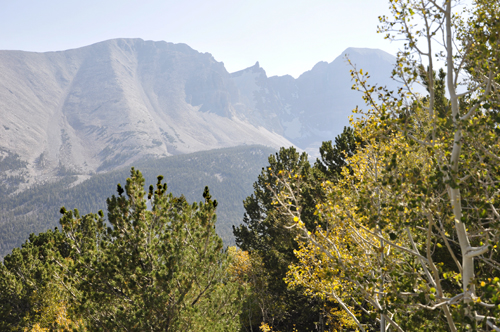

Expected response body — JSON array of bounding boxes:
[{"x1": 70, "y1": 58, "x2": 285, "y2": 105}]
[{"x1": 0, "y1": 0, "x2": 404, "y2": 78}]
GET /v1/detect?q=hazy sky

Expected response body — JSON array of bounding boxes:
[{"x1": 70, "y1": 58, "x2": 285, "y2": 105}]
[{"x1": 1, "y1": 0, "x2": 404, "y2": 77}]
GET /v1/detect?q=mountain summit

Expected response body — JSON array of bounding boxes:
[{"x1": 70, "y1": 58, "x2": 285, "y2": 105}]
[
  {"x1": 0, "y1": 38, "x2": 292, "y2": 186},
  {"x1": 231, "y1": 47, "x2": 399, "y2": 153},
  {"x1": 0, "y1": 39, "x2": 398, "y2": 188},
  {"x1": 0, "y1": 39, "x2": 400, "y2": 256}
]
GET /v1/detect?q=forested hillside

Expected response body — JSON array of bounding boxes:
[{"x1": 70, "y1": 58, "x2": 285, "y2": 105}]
[{"x1": 0, "y1": 145, "x2": 275, "y2": 258}]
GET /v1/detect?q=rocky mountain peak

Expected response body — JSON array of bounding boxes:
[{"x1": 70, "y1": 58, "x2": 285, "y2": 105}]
[
  {"x1": 0, "y1": 38, "x2": 293, "y2": 190},
  {"x1": 230, "y1": 61, "x2": 266, "y2": 77},
  {"x1": 0, "y1": 39, "x2": 400, "y2": 191}
]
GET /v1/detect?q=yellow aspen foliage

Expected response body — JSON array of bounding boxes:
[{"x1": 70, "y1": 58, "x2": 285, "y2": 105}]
[
  {"x1": 281, "y1": 118, "x2": 426, "y2": 330},
  {"x1": 227, "y1": 246, "x2": 252, "y2": 283},
  {"x1": 24, "y1": 304, "x2": 85, "y2": 332},
  {"x1": 273, "y1": 1, "x2": 500, "y2": 330},
  {"x1": 259, "y1": 322, "x2": 274, "y2": 332},
  {"x1": 227, "y1": 246, "x2": 281, "y2": 329},
  {"x1": 259, "y1": 321, "x2": 299, "y2": 332},
  {"x1": 325, "y1": 307, "x2": 359, "y2": 332},
  {"x1": 25, "y1": 324, "x2": 47, "y2": 332},
  {"x1": 22, "y1": 282, "x2": 86, "y2": 332}
]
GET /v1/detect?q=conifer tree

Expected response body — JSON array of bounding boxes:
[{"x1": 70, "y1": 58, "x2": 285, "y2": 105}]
[
  {"x1": 234, "y1": 128, "x2": 361, "y2": 331},
  {"x1": 55, "y1": 168, "x2": 243, "y2": 331},
  {"x1": 0, "y1": 229, "x2": 77, "y2": 331}
]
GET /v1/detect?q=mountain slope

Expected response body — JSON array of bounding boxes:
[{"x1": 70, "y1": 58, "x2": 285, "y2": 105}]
[
  {"x1": 0, "y1": 39, "x2": 399, "y2": 189},
  {"x1": 0, "y1": 39, "x2": 292, "y2": 189},
  {"x1": 0, "y1": 39, "x2": 402, "y2": 257},
  {"x1": 230, "y1": 47, "x2": 399, "y2": 153},
  {"x1": 0, "y1": 145, "x2": 276, "y2": 258}
]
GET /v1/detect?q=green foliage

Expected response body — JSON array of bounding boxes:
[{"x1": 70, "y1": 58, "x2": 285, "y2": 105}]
[
  {"x1": 0, "y1": 148, "x2": 28, "y2": 172},
  {"x1": 57, "y1": 168, "x2": 243, "y2": 331},
  {"x1": 234, "y1": 127, "x2": 361, "y2": 331},
  {"x1": 0, "y1": 229, "x2": 71, "y2": 331},
  {"x1": 1, "y1": 168, "x2": 244, "y2": 331},
  {"x1": 0, "y1": 149, "x2": 27, "y2": 197},
  {"x1": 0, "y1": 145, "x2": 275, "y2": 258},
  {"x1": 315, "y1": 126, "x2": 363, "y2": 180},
  {"x1": 235, "y1": 146, "x2": 321, "y2": 331}
]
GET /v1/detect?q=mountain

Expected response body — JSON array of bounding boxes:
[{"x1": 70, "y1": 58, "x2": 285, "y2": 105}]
[
  {"x1": 0, "y1": 40, "x2": 398, "y2": 188},
  {"x1": 0, "y1": 38, "x2": 293, "y2": 191},
  {"x1": 0, "y1": 145, "x2": 276, "y2": 258},
  {"x1": 0, "y1": 39, "x2": 400, "y2": 256},
  {"x1": 230, "y1": 47, "x2": 399, "y2": 154}
]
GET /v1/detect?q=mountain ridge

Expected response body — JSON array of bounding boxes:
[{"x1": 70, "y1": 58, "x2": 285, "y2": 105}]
[
  {"x1": 0, "y1": 38, "x2": 295, "y2": 190},
  {"x1": 230, "y1": 45, "x2": 399, "y2": 151},
  {"x1": 0, "y1": 38, "x2": 401, "y2": 256},
  {"x1": 0, "y1": 38, "x2": 399, "y2": 193}
]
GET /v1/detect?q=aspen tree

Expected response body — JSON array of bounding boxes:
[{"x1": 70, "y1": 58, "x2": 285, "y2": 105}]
[{"x1": 273, "y1": 1, "x2": 500, "y2": 330}]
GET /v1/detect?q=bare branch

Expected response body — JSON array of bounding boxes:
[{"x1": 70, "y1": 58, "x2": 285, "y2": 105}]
[{"x1": 464, "y1": 244, "x2": 489, "y2": 258}]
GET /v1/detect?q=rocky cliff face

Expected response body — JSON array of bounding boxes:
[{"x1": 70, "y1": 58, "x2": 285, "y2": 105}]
[
  {"x1": 231, "y1": 47, "x2": 399, "y2": 153},
  {"x1": 0, "y1": 39, "x2": 292, "y2": 188},
  {"x1": 0, "y1": 39, "x2": 398, "y2": 189}
]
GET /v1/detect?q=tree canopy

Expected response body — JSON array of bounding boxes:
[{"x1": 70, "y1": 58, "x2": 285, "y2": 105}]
[
  {"x1": 234, "y1": 128, "x2": 362, "y2": 331},
  {"x1": 1, "y1": 168, "x2": 244, "y2": 331},
  {"x1": 2, "y1": 1, "x2": 500, "y2": 331},
  {"x1": 271, "y1": 0, "x2": 500, "y2": 331}
]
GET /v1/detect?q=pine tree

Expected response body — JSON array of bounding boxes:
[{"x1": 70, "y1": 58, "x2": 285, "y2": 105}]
[
  {"x1": 54, "y1": 168, "x2": 244, "y2": 331},
  {"x1": 0, "y1": 229, "x2": 75, "y2": 331},
  {"x1": 234, "y1": 128, "x2": 361, "y2": 331}
]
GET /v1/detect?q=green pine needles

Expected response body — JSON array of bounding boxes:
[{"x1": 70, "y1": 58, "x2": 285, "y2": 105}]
[{"x1": 1, "y1": 168, "x2": 244, "y2": 331}]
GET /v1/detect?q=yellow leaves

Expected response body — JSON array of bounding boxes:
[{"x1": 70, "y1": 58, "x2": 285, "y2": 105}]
[
  {"x1": 227, "y1": 246, "x2": 252, "y2": 283},
  {"x1": 259, "y1": 323, "x2": 274, "y2": 332},
  {"x1": 324, "y1": 306, "x2": 358, "y2": 331},
  {"x1": 23, "y1": 299, "x2": 85, "y2": 332},
  {"x1": 22, "y1": 281, "x2": 86, "y2": 332},
  {"x1": 25, "y1": 324, "x2": 48, "y2": 332},
  {"x1": 293, "y1": 216, "x2": 299, "y2": 222},
  {"x1": 280, "y1": 111, "x2": 438, "y2": 320}
]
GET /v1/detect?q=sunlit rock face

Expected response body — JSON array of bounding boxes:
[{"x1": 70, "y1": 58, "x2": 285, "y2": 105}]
[
  {"x1": 0, "y1": 38, "x2": 293, "y2": 186},
  {"x1": 0, "y1": 39, "x2": 398, "y2": 187}
]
